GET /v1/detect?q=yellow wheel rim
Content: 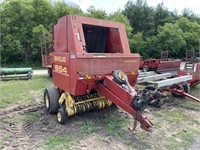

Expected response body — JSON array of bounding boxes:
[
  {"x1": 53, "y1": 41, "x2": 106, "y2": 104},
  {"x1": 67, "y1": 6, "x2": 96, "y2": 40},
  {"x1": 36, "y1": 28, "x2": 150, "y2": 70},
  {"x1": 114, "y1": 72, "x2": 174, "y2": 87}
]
[
  {"x1": 45, "y1": 95, "x2": 49, "y2": 108},
  {"x1": 57, "y1": 112, "x2": 62, "y2": 122}
]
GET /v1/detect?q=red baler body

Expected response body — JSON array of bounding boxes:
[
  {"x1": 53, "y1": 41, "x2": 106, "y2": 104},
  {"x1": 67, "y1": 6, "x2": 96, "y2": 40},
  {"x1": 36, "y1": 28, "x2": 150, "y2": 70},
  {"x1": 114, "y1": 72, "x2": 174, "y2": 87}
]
[{"x1": 52, "y1": 15, "x2": 139, "y2": 96}]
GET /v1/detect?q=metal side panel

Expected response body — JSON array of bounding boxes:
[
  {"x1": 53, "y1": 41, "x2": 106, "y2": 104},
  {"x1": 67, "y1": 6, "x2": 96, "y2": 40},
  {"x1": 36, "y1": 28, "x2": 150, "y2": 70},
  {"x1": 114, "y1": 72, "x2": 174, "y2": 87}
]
[
  {"x1": 153, "y1": 75, "x2": 192, "y2": 89},
  {"x1": 137, "y1": 73, "x2": 172, "y2": 83},
  {"x1": 138, "y1": 71, "x2": 155, "y2": 78}
]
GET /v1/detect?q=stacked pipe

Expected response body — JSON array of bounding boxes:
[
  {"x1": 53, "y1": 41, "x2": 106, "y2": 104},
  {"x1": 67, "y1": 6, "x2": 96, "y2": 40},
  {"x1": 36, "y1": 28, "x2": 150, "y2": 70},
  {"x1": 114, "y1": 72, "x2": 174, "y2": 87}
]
[{"x1": 0, "y1": 68, "x2": 33, "y2": 80}]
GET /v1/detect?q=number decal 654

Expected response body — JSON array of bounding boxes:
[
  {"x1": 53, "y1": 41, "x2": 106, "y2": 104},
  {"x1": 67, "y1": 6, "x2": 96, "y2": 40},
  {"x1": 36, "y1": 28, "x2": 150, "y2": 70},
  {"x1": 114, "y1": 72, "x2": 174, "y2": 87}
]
[{"x1": 54, "y1": 65, "x2": 67, "y2": 74}]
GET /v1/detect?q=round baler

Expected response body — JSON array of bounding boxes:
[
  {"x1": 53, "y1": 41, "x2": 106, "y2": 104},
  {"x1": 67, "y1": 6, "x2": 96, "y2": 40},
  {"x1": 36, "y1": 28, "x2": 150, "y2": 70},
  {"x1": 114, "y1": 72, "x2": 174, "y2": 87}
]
[{"x1": 44, "y1": 15, "x2": 153, "y2": 131}]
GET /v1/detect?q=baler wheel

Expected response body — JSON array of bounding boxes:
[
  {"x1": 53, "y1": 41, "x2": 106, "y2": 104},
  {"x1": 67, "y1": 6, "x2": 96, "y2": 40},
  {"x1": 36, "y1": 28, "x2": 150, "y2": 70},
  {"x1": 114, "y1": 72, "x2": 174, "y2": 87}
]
[
  {"x1": 44, "y1": 86, "x2": 60, "y2": 114},
  {"x1": 57, "y1": 108, "x2": 67, "y2": 124},
  {"x1": 171, "y1": 82, "x2": 190, "y2": 98},
  {"x1": 48, "y1": 68, "x2": 52, "y2": 77},
  {"x1": 113, "y1": 70, "x2": 127, "y2": 84}
]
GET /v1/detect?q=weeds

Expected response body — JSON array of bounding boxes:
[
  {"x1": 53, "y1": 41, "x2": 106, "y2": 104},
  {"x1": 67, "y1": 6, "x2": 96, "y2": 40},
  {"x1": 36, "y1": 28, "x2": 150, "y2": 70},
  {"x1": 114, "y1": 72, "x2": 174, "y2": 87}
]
[
  {"x1": 105, "y1": 115, "x2": 129, "y2": 136},
  {"x1": 0, "y1": 75, "x2": 52, "y2": 108},
  {"x1": 43, "y1": 135, "x2": 78, "y2": 150},
  {"x1": 0, "y1": 141, "x2": 4, "y2": 149},
  {"x1": 166, "y1": 128, "x2": 196, "y2": 150},
  {"x1": 153, "y1": 108, "x2": 189, "y2": 122},
  {"x1": 81, "y1": 120, "x2": 99, "y2": 133},
  {"x1": 25, "y1": 114, "x2": 40, "y2": 122}
]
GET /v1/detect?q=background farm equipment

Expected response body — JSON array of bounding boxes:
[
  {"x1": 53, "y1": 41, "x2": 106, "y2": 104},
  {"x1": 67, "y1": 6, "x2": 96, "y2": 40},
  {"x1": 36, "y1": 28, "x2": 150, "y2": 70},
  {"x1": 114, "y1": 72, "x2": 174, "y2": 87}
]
[
  {"x1": 138, "y1": 50, "x2": 200, "y2": 106},
  {"x1": 177, "y1": 50, "x2": 200, "y2": 87},
  {"x1": 41, "y1": 32, "x2": 52, "y2": 77},
  {"x1": 138, "y1": 72, "x2": 200, "y2": 107},
  {"x1": 0, "y1": 68, "x2": 32, "y2": 80},
  {"x1": 140, "y1": 51, "x2": 181, "y2": 74}
]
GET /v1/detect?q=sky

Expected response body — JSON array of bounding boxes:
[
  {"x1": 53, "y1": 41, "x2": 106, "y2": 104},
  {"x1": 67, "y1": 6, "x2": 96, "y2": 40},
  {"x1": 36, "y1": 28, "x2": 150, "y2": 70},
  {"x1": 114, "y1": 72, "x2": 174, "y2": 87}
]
[
  {"x1": 0, "y1": 0, "x2": 199, "y2": 15},
  {"x1": 64, "y1": 0, "x2": 200, "y2": 15}
]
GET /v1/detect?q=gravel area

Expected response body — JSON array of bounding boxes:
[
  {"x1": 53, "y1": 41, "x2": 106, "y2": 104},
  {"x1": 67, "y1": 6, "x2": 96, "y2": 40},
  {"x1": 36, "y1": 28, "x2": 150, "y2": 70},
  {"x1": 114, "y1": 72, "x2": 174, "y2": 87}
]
[{"x1": 33, "y1": 69, "x2": 47, "y2": 75}]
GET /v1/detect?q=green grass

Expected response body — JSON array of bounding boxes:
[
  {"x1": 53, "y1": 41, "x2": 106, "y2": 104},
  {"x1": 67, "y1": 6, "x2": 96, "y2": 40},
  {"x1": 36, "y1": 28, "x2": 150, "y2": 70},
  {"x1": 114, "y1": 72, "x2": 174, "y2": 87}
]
[
  {"x1": 190, "y1": 85, "x2": 200, "y2": 95},
  {"x1": 179, "y1": 129, "x2": 196, "y2": 147},
  {"x1": 0, "y1": 141, "x2": 4, "y2": 149},
  {"x1": 180, "y1": 84, "x2": 200, "y2": 108},
  {"x1": 104, "y1": 115, "x2": 129, "y2": 136},
  {"x1": 43, "y1": 135, "x2": 78, "y2": 150},
  {"x1": 0, "y1": 75, "x2": 52, "y2": 108},
  {"x1": 165, "y1": 109, "x2": 189, "y2": 122},
  {"x1": 7, "y1": 115, "x2": 25, "y2": 123},
  {"x1": 81, "y1": 120, "x2": 99, "y2": 133},
  {"x1": 154, "y1": 122, "x2": 162, "y2": 129},
  {"x1": 153, "y1": 108, "x2": 190, "y2": 122},
  {"x1": 6, "y1": 113, "x2": 41, "y2": 124},
  {"x1": 25, "y1": 114, "x2": 41, "y2": 122},
  {"x1": 180, "y1": 99, "x2": 200, "y2": 109},
  {"x1": 166, "y1": 128, "x2": 196, "y2": 150}
]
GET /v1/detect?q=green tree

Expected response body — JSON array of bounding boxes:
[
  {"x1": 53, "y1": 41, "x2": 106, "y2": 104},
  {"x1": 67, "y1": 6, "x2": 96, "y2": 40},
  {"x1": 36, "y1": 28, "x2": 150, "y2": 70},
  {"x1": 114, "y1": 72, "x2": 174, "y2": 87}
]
[
  {"x1": 109, "y1": 12, "x2": 134, "y2": 50},
  {"x1": 176, "y1": 17, "x2": 200, "y2": 56},
  {"x1": 109, "y1": 12, "x2": 133, "y2": 38},
  {"x1": 0, "y1": 0, "x2": 83, "y2": 65},
  {"x1": 181, "y1": 8, "x2": 200, "y2": 23},
  {"x1": 123, "y1": 0, "x2": 155, "y2": 36},
  {"x1": 131, "y1": 32, "x2": 146, "y2": 55},
  {"x1": 1, "y1": 0, "x2": 35, "y2": 63},
  {"x1": 86, "y1": 6, "x2": 107, "y2": 19},
  {"x1": 154, "y1": 3, "x2": 177, "y2": 34},
  {"x1": 153, "y1": 23, "x2": 186, "y2": 58},
  {"x1": 54, "y1": 1, "x2": 83, "y2": 19}
]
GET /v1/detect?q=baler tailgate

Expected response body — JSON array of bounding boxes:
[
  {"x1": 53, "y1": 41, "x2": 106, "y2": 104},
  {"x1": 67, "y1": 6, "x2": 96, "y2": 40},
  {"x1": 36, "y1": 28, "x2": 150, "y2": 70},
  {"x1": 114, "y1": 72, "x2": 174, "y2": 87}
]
[{"x1": 76, "y1": 54, "x2": 139, "y2": 76}]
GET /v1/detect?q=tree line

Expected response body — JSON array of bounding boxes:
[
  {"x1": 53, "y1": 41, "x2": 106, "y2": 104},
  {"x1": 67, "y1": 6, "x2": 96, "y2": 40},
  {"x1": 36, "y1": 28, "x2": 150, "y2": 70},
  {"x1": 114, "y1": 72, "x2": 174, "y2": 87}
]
[{"x1": 0, "y1": 0, "x2": 200, "y2": 65}]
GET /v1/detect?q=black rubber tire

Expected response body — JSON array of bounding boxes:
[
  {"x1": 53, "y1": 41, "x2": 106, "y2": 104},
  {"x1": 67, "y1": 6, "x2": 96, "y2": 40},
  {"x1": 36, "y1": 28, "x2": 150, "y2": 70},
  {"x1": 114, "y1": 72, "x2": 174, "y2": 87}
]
[
  {"x1": 145, "y1": 85, "x2": 160, "y2": 107},
  {"x1": 171, "y1": 82, "x2": 190, "y2": 98},
  {"x1": 113, "y1": 70, "x2": 127, "y2": 85},
  {"x1": 44, "y1": 86, "x2": 60, "y2": 114},
  {"x1": 145, "y1": 84, "x2": 156, "y2": 91},
  {"x1": 143, "y1": 66, "x2": 149, "y2": 72},
  {"x1": 57, "y1": 108, "x2": 67, "y2": 124},
  {"x1": 48, "y1": 68, "x2": 52, "y2": 77}
]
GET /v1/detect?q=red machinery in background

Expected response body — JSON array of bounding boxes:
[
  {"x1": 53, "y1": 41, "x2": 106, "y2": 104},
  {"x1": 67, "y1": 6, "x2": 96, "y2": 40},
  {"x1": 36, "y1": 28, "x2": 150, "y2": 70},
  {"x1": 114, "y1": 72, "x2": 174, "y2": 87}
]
[
  {"x1": 138, "y1": 50, "x2": 200, "y2": 106},
  {"x1": 41, "y1": 32, "x2": 52, "y2": 77},
  {"x1": 140, "y1": 51, "x2": 181, "y2": 74}
]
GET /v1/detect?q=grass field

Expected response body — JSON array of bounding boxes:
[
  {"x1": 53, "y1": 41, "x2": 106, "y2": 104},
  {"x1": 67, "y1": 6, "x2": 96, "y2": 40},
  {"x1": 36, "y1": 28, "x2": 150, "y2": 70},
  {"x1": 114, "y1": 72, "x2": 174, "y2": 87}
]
[
  {"x1": 0, "y1": 75, "x2": 199, "y2": 150},
  {"x1": 0, "y1": 75, "x2": 53, "y2": 108}
]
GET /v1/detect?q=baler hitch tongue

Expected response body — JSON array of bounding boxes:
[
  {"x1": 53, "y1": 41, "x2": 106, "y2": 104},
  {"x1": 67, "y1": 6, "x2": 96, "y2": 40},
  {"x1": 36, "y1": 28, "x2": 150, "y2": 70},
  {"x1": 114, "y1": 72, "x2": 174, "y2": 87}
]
[
  {"x1": 110, "y1": 70, "x2": 154, "y2": 132},
  {"x1": 129, "y1": 115, "x2": 153, "y2": 132},
  {"x1": 140, "y1": 117, "x2": 154, "y2": 132}
]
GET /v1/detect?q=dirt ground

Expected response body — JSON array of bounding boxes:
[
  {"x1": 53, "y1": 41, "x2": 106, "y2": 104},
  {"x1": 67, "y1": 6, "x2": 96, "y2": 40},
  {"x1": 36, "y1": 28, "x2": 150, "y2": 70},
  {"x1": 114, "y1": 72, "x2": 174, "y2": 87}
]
[
  {"x1": 0, "y1": 72, "x2": 200, "y2": 150},
  {"x1": 0, "y1": 91, "x2": 200, "y2": 150}
]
